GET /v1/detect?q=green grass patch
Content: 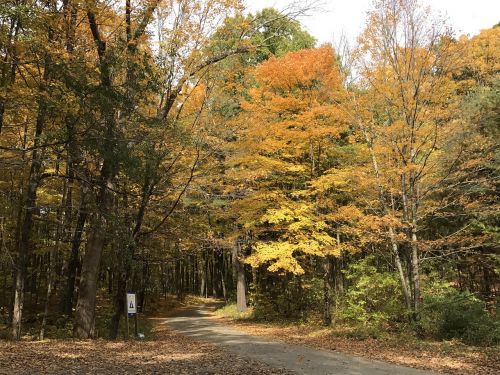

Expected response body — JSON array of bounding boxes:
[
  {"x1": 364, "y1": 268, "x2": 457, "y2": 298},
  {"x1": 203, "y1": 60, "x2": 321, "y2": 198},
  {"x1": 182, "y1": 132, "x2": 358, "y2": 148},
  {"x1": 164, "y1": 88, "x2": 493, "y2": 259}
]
[{"x1": 215, "y1": 303, "x2": 254, "y2": 320}]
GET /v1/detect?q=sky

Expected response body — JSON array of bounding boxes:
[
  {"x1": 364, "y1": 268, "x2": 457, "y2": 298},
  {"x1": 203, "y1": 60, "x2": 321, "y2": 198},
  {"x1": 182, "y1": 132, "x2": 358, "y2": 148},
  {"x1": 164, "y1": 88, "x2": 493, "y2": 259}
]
[{"x1": 246, "y1": 0, "x2": 500, "y2": 46}]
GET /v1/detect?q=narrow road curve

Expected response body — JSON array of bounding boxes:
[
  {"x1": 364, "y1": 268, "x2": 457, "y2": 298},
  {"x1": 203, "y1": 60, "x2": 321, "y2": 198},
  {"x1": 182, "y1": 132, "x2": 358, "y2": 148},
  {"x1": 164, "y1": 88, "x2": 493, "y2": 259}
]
[{"x1": 162, "y1": 303, "x2": 435, "y2": 375}]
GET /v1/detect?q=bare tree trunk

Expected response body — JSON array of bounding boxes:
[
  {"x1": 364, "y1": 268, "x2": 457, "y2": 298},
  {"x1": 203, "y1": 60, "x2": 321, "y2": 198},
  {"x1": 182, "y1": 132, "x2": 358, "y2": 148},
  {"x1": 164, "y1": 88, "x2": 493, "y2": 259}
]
[
  {"x1": 109, "y1": 271, "x2": 126, "y2": 339},
  {"x1": 220, "y1": 252, "x2": 227, "y2": 302},
  {"x1": 202, "y1": 250, "x2": 209, "y2": 298},
  {"x1": 200, "y1": 253, "x2": 206, "y2": 297},
  {"x1": 161, "y1": 263, "x2": 167, "y2": 299},
  {"x1": 73, "y1": 213, "x2": 107, "y2": 338},
  {"x1": 0, "y1": 12, "x2": 19, "y2": 133},
  {"x1": 233, "y1": 240, "x2": 247, "y2": 312},
  {"x1": 12, "y1": 52, "x2": 51, "y2": 338},
  {"x1": 138, "y1": 261, "x2": 148, "y2": 312},
  {"x1": 62, "y1": 197, "x2": 87, "y2": 315},
  {"x1": 175, "y1": 259, "x2": 182, "y2": 300},
  {"x1": 40, "y1": 250, "x2": 55, "y2": 340},
  {"x1": 323, "y1": 256, "x2": 332, "y2": 326},
  {"x1": 73, "y1": 165, "x2": 113, "y2": 338},
  {"x1": 401, "y1": 172, "x2": 421, "y2": 318},
  {"x1": 211, "y1": 252, "x2": 217, "y2": 297},
  {"x1": 410, "y1": 223, "x2": 420, "y2": 317},
  {"x1": 389, "y1": 227, "x2": 412, "y2": 310},
  {"x1": 359, "y1": 122, "x2": 414, "y2": 314}
]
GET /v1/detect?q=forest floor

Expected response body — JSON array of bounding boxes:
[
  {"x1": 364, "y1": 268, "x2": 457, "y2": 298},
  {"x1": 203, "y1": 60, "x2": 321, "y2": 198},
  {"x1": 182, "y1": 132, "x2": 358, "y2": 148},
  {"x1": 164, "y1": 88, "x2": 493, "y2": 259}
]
[
  {"x1": 0, "y1": 328, "x2": 293, "y2": 374},
  {"x1": 211, "y1": 303, "x2": 499, "y2": 375},
  {"x1": 0, "y1": 298, "x2": 292, "y2": 375}
]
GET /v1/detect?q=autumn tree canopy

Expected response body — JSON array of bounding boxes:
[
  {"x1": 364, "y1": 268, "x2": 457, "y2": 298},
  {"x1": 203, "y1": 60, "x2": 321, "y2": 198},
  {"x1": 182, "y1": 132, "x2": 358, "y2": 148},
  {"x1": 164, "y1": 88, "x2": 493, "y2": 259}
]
[{"x1": 0, "y1": 0, "x2": 497, "y2": 347}]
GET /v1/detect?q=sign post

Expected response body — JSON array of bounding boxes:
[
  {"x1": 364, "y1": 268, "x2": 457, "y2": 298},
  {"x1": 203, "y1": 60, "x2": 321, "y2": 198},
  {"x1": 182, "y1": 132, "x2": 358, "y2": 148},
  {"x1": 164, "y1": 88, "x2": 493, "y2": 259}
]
[{"x1": 126, "y1": 292, "x2": 137, "y2": 339}]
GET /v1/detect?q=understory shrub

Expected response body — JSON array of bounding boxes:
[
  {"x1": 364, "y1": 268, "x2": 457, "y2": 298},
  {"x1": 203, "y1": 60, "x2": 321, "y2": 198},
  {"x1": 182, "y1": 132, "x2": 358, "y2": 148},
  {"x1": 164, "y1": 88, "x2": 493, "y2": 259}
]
[
  {"x1": 422, "y1": 279, "x2": 499, "y2": 345},
  {"x1": 339, "y1": 256, "x2": 406, "y2": 331}
]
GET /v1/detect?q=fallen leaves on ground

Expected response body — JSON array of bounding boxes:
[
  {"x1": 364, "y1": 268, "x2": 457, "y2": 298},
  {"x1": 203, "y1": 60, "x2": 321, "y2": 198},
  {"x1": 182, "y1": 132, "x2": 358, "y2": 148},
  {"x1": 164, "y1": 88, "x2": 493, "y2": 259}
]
[
  {"x1": 0, "y1": 321, "x2": 294, "y2": 375},
  {"x1": 213, "y1": 316, "x2": 499, "y2": 375}
]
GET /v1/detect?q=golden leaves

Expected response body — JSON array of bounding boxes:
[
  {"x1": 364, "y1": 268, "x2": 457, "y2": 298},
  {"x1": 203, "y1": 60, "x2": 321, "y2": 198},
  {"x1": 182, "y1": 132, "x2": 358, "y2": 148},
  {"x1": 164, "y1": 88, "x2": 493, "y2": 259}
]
[{"x1": 224, "y1": 46, "x2": 356, "y2": 274}]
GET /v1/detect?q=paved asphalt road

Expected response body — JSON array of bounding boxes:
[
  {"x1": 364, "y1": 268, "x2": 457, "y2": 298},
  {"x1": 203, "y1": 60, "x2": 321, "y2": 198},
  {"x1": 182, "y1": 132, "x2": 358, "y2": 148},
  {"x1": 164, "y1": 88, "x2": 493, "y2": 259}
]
[{"x1": 163, "y1": 303, "x2": 435, "y2": 375}]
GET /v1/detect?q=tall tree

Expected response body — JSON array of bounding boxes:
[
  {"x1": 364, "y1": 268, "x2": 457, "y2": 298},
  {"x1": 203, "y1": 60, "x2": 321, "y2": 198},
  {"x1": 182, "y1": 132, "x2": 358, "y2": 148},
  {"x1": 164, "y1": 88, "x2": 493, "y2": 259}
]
[
  {"x1": 355, "y1": 0, "x2": 458, "y2": 318},
  {"x1": 11, "y1": 0, "x2": 59, "y2": 339}
]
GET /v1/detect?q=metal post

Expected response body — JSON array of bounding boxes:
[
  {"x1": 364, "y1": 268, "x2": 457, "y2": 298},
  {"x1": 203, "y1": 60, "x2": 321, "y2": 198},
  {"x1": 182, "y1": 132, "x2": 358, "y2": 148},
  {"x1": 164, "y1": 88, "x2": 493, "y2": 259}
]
[
  {"x1": 125, "y1": 292, "x2": 129, "y2": 340},
  {"x1": 134, "y1": 313, "x2": 138, "y2": 338}
]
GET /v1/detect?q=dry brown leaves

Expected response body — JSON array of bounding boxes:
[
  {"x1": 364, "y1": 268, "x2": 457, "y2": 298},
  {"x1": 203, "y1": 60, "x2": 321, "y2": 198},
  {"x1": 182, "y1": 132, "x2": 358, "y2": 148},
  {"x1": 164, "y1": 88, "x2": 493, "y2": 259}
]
[
  {"x1": 0, "y1": 322, "x2": 293, "y2": 375},
  {"x1": 214, "y1": 317, "x2": 499, "y2": 375}
]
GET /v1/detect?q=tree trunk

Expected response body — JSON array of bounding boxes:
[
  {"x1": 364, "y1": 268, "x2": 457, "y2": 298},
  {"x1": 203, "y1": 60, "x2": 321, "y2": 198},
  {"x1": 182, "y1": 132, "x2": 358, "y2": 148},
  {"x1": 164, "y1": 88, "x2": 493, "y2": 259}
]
[
  {"x1": 62, "y1": 199, "x2": 87, "y2": 315},
  {"x1": 109, "y1": 271, "x2": 126, "y2": 339},
  {"x1": 40, "y1": 250, "x2": 55, "y2": 340},
  {"x1": 73, "y1": 216, "x2": 106, "y2": 338},
  {"x1": 0, "y1": 13, "x2": 19, "y2": 133},
  {"x1": 200, "y1": 253, "x2": 206, "y2": 297},
  {"x1": 12, "y1": 56, "x2": 51, "y2": 339},
  {"x1": 175, "y1": 259, "x2": 182, "y2": 300},
  {"x1": 233, "y1": 240, "x2": 247, "y2": 312},
  {"x1": 323, "y1": 256, "x2": 332, "y2": 326},
  {"x1": 73, "y1": 170, "x2": 112, "y2": 338},
  {"x1": 220, "y1": 253, "x2": 227, "y2": 302},
  {"x1": 211, "y1": 252, "x2": 217, "y2": 297},
  {"x1": 73, "y1": 5, "x2": 120, "y2": 339},
  {"x1": 138, "y1": 261, "x2": 148, "y2": 313},
  {"x1": 360, "y1": 123, "x2": 414, "y2": 316},
  {"x1": 410, "y1": 225, "x2": 420, "y2": 318},
  {"x1": 402, "y1": 173, "x2": 420, "y2": 319},
  {"x1": 389, "y1": 227, "x2": 412, "y2": 310}
]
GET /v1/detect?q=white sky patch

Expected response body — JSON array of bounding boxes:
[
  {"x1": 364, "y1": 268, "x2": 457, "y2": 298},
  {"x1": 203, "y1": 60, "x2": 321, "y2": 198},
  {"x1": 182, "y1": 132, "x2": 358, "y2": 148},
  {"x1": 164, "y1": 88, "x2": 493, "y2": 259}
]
[{"x1": 246, "y1": 0, "x2": 500, "y2": 46}]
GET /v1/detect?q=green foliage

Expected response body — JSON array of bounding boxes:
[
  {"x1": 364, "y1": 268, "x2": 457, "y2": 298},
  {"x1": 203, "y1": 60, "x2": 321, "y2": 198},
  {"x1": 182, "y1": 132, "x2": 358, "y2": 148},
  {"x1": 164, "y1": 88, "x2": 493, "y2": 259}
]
[
  {"x1": 462, "y1": 78, "x2": 500, "y2": 138},
  {"x1": 252, "y1": 275, "x2": 323, "y2": 321},
  {"x1": 421, "y1": 281, "x2": 499, "y2": 345},
  {"x1": 340, "y1": 256, "x2": 405, "y2": 330},
  {"x1": 250, "y1": 8, "x2": 316, "y2": 63}
]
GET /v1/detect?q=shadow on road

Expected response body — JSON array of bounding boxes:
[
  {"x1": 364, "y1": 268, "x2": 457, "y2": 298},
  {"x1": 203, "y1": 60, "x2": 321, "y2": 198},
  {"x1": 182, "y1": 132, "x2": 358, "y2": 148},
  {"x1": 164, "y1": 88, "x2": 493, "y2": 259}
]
[{"x1": 163, "y1": 304, "x2": 435, "y2": 375}]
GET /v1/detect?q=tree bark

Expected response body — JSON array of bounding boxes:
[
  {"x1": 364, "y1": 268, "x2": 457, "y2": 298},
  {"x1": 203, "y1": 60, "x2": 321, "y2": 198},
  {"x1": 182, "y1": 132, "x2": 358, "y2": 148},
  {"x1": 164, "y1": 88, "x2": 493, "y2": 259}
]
[
  {"x1": 109, "y1": 271, "x2": 126, "y2": 339},
  {"x1": 233, "y1": 240, "x2": 247, "y2": 312},
  {"x1": 200, "y1": 252, "x2": 206, "y2": 297},
  {"x1": 73, "y1": 161, "x2": 113, "y2": 338},
  {"x1": 323, "y1": 256, "x2": 332, "y2": 326},
  {"x1": 62, "y1": 197, "x2": 87, "y2": 315},
  {"x1": 389, "y1": 227, "x2": 412, "y2": 310},
  {"x1": 73, "y1": 210, "x2": 107, "y2": 338},
  {"x1": 359, "y1": 121, "x2": 414, "y2": 315},
  {"x1": 220, "y1": 252, "x2": 227, "y2": 302},
  {"x1": 73, "y1": 5, "x2": 118, "y2": 338},
  {"x1": 0, "y1": 12, "x2": 19, "y2": 133},
  {"x1": 410, "y1": 224, "x2": 420, "y2": 317},
  {"x1": 12, "y1": 53, "x2": 51, "y2": 339},
  {"x1": 40, "y1": 250, "x2": 55, "y2": 340}
]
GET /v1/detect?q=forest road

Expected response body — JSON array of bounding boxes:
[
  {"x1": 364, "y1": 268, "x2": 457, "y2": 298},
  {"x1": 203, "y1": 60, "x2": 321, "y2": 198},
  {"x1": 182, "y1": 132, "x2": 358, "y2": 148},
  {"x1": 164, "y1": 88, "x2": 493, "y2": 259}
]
[{"x1": 162, "y1": 303, "x2": 436, "y2": 375}]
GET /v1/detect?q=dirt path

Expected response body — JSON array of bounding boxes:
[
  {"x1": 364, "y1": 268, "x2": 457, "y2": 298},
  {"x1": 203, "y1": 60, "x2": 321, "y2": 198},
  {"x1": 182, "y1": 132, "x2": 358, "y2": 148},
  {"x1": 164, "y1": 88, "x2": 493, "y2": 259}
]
[{"x1": 163, "y1": 303, "x2": 435, "y2": 375}]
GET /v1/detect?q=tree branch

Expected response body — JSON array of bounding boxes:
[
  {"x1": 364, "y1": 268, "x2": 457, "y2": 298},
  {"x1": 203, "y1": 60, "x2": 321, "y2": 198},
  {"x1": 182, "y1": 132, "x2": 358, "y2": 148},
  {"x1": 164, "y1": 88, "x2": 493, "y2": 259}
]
[{"x1": 138, "y1": 149, "x2": 201, "y2": 237}]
